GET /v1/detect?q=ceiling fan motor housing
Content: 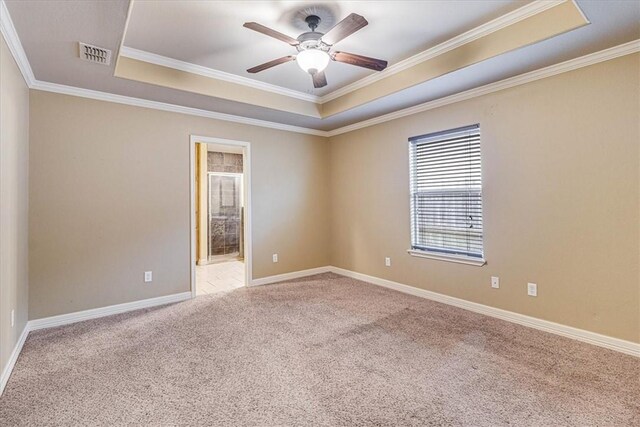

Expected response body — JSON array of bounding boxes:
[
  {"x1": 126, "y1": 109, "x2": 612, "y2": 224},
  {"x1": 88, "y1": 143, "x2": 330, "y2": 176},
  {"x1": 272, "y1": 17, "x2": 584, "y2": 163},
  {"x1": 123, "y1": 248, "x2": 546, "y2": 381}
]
[
  {"x1": 296, "y1": 34, "x2": 329, "y2": 52},
  {"x1": 297, "y1": 31, "x2": 323, "y2": 43},
  {"x1": 296, "y1": 14, "x2": 330, "y2": 52}
]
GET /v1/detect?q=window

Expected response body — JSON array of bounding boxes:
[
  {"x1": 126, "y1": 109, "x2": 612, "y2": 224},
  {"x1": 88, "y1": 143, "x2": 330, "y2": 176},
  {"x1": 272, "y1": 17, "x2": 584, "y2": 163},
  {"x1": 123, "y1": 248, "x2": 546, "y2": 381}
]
[{"x1": 408, "y1": 124, "x2": 485, "y2": 265}]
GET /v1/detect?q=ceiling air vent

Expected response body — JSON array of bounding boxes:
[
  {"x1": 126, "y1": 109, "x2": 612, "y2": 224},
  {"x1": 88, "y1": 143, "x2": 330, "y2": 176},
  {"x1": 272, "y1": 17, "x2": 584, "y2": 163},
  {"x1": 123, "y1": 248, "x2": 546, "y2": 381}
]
[{"x1": 78, "y1": 42, "x2": 111, "y2": 66}]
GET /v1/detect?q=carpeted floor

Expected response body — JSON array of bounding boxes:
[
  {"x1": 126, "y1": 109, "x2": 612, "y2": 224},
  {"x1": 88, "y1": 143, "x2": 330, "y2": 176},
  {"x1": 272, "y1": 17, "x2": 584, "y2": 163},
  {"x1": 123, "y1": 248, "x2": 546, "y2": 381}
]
[{"x1": 1, "y1": 273, "x2": 638, "y2": 426}]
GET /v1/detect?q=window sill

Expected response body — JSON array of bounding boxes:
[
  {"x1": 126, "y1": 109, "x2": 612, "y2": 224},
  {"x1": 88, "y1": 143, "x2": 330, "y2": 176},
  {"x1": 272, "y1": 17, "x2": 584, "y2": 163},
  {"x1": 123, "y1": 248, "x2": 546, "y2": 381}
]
[{"x1": 407, "y1": 249, "x2": 486, "y2": 266}]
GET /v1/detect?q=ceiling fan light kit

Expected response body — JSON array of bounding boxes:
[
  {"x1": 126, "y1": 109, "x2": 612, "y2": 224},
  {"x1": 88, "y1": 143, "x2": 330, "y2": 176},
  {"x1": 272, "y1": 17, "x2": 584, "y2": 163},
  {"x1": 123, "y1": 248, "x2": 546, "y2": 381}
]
[
  {"x1": 295, "y1": 17, "x2": 331, "y2": 74},
  {"x1": 244, "y1": 13, "x2": 388, "y2": 89},
  {"x1": 296, "y1": 49, "x2": 330, "y2": 74}
]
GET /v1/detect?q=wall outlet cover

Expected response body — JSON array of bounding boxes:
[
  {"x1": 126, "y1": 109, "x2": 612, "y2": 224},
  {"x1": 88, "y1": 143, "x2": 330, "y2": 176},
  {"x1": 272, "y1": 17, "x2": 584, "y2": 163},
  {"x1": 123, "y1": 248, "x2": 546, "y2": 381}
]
[
  {"x1": 527, "y1": 282, "x2": 537, "y2": 297},
  {"x1": 491, "y1": 276, "x2": 500, "y2": 288},
  {"x1": 144, "y1": 271, "x2": 153, "y2": 282},
  {"x1": 272, "y1": 254, "x2": 278, "y2": 263},
  {"x1": 385, "y1": 257, "x2": 391, "y2": 267}
]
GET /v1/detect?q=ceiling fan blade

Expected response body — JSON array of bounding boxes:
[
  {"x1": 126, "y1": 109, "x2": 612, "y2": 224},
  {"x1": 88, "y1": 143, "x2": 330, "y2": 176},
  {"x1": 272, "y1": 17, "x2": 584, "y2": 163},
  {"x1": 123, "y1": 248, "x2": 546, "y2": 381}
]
[
  {"x1": 247, "y1": 55, "x2": 296, "y2": 73},
  {"x1": 322, "y1": 13, "x2": 368, "y2": 45},
  {"x1": 312, "y1": 71, "x2": 328, "y2": 88},
  {"x1": 332, "y1": 51, "x2": 388, "y2": 71},
  {"x1": 243, "y1": 22, "x2": 299, "y2": 46}
]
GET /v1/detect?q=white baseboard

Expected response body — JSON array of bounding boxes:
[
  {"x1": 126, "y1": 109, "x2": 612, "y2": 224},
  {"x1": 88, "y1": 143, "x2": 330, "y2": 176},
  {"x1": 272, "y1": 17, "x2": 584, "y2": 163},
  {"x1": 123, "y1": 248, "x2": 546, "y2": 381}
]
[
  {"x1": 249, "y1": 266, "x2": 332, "y2": 287},
  {"x1": 29, "y1": 291, "x2": 193, "y2": 331},
  {"x1": 1, "y1": 268, "x2": 636, "y2": 398},
  {"x1": 0, "y1": 291, "x2": 192, "y2": 396},
  {"x1": 329, "y1": 266, "x2": 640, "y2": 357},
  {"x1": 245, "y1": 265, "x2": 639, "y2": 356},
  {"x1": 0, "y1": 324, "x2": 29, "y2": 396}
]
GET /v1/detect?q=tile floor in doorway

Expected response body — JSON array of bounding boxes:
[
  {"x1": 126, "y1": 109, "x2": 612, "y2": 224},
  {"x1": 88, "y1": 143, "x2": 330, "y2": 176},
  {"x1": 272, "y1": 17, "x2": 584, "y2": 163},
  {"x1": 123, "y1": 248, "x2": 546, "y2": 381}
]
[{"x1": 196, "y1": 260, "x2": 245, "y2": 296}]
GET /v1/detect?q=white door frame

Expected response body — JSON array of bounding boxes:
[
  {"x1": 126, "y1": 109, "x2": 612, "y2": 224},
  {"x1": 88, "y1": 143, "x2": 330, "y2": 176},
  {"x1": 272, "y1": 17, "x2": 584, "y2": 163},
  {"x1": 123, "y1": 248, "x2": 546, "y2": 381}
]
[{"x1": 189, "y1": 135, "x2": 252, "y2": 298}]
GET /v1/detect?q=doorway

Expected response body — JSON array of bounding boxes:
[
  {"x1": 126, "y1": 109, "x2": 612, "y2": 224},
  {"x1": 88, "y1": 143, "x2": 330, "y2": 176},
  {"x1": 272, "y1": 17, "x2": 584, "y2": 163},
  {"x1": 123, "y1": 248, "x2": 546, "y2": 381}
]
[{"x1": 190, "y1": 136, "x2": 251, "y2": 297}]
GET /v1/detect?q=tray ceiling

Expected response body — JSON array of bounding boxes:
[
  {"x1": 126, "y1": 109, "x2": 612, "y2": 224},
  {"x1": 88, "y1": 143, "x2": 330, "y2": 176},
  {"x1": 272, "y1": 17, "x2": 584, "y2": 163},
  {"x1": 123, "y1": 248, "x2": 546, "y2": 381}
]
[
  {"x1": 122, "y1": 0, "x2": 528, "y2": 97},
  {"x1": 3, "y1": 0, "x2": 640, "y2": 133}
]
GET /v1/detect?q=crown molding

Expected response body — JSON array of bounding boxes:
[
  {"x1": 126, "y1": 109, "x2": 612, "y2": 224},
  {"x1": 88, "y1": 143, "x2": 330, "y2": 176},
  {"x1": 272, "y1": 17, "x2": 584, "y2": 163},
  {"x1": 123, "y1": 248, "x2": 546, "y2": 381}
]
[
  {"x1": 0, "y1": 0, "x2": 34, "y2": 86},
  {"x1": 13, "y1": 39, "x2": 640, "y2": 140},
  {"x1": 119, "y1": 46, "x2": 320, "y2": 103},
  {"x1": 326, "y1": 39, "x2": 640, "y2": 137},
  {"x1": 30, "y1": 80, "x2": 329, "y2": 136},
  {"x1": 0, "y1": 0, "x2": 328, "y2": 136},
  {"x1": 2, "y1": 0, "x2": 637, "y2": 140},
  {"x1": 0, "y1": 0, "x2": 327, "y2": 136},
  {"x1": 318, "y1": 0, "x2": 570, "y2": 104},
  {"x1": 117, "y1": 1, "x2": 572, "y2": 107},
  {"x1": 113, "y1": 0, "x2": 135, "y2": 72}
]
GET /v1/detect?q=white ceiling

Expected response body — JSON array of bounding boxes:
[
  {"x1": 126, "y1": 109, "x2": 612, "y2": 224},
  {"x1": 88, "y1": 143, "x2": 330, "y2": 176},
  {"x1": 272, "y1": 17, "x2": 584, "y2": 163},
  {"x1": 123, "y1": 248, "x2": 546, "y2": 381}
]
[
  {"x1": 4, "y1": 0, "x2": 640, "y2": 132},
  {"x1": 123, "y1": 0, "x2": 527, "y2": 96}
]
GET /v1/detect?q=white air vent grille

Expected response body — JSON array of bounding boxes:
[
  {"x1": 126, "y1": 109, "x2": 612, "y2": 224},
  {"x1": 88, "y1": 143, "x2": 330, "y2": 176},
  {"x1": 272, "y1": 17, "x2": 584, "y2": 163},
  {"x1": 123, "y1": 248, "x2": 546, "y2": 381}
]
[{"x1": 79, "y1": 42, "x2": 111, "y2": 65}]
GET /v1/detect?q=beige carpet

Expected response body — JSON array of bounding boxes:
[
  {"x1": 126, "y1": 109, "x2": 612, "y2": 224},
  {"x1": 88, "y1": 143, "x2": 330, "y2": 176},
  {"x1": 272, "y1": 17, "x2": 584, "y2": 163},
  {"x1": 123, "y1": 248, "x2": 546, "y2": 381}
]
[{"x1": 1, "y1": 273, "x2": 638, "y2": 426}]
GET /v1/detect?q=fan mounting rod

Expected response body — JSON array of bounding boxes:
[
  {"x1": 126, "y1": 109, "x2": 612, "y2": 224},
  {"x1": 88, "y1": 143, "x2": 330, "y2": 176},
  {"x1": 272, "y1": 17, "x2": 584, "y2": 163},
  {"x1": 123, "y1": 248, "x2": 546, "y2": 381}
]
[{"x1": 305, "y1": 15, "x2": 321, "y2": 32}]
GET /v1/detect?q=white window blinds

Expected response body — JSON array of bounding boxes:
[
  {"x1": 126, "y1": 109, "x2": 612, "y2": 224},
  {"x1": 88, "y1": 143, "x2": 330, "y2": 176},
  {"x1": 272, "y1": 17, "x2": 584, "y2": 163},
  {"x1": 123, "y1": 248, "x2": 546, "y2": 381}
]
[{"x1": 409, "y1": 124, "x2": 483, "y2": 259}]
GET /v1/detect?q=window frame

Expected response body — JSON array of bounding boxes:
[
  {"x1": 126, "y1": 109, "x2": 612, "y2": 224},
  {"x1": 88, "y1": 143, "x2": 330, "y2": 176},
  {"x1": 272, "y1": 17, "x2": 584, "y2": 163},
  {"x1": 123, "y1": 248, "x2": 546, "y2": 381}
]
[{"x1": 407, "y1": 124, "x2": 486, "y2": 267}]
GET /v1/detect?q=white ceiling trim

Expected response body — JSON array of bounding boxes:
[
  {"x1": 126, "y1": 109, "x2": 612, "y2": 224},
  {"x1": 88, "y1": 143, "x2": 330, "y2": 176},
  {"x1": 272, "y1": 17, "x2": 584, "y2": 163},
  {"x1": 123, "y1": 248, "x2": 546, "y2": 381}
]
[
  {"x1": 118, "y1": 1, "x2": 573, "y2": 106},
  {"x1": 326, "y1": 39, "x2": 640, "y2": 137},
  {"x1": 2, "y1": 0, "x2": 637, "y2": 139},
  {"x1": 0, "y1": 0, "x2": 35, "y2": 86},
  {"x1": 119, "y1": 46, "x2": 320, "y2": 103},
  {"x1": 30, "y1": 80, "x2": 328, "y2": 136},
  {"x1": 21, "y1": 40, "x2": 640, "y2": 139},
  {"x1": 113, "y1": 0, "x2": 134, "y2": 74},
  {"x1": 317, "y1": 0, "x2": 573, "y2": 103},
  {"x1": 0, "y1": 0, "x2": 324, "y2": 137}
]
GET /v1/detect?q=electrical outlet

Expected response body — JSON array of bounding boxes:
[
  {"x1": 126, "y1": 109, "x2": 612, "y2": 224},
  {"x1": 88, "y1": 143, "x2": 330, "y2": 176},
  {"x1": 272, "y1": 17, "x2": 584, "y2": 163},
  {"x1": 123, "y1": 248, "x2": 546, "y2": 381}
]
[
  {"x1": 385, "y1": 257, "x2": 391, "y2": 267},
  {"x1": 11, "y1": 309, "x2": 15, "y2": 328},
  {"x1": 272, "y1": 254, "x2": 278, "y2": 263},
  {"x1": 527, "y1": 282, "x2": 537, "y2": 297},
  {"x1": 144, "y1": 271, "x2": 153, "y2": 283},
  {"x1": 491, "y1": 276, "x2": 500, "y2": 289}
]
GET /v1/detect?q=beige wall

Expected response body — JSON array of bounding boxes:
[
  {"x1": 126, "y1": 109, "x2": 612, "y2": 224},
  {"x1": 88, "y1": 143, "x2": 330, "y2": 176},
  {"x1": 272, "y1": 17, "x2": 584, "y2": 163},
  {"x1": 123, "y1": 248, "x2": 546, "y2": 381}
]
[
  {"x1": 29, "y1": 91, "x2": 330, "y2": 319},
  {"x1": 24, "y1": 50, "x2": 640, "y2": 343},
  {"x1": 328, "y1": 54, "x2": 640, "y2": 343},
  {"x1": 0, "y1": 36, "x2": 29, "y2": 374}
]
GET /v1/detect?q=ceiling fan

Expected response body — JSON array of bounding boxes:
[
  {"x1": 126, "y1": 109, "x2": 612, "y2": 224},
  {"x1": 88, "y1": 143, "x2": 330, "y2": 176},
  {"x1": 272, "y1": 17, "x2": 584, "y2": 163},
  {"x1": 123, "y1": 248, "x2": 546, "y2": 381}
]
[{"x1": 243, "y1": 13, "x2": 388, "y2": 89}]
